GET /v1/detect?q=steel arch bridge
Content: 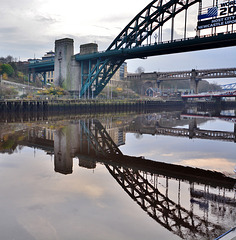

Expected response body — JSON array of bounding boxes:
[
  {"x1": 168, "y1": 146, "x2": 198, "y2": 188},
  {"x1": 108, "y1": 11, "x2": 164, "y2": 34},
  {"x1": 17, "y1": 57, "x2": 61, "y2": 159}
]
[
  {"x1": 28, "y1": 0, "x2": 236, "y2": 98},
  {"x1": 78, "y1": 0, "x2": 201, "y2": 98},
  {"x1": 77, "y1": 0, "x2": 236, "y2": 98}
]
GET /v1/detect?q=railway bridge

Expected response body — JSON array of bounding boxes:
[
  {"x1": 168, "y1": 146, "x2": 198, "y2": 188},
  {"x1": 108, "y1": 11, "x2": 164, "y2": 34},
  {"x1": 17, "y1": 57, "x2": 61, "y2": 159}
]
[
  {"x1": 126, "y1": 113, "x2": 236, "y2": 142},
  {"x1": 127, "y1": 68, "x2": 236, "y2": 95},
  {"x1": 28, "y1": 0, "x2": 236, "y2": 98}
]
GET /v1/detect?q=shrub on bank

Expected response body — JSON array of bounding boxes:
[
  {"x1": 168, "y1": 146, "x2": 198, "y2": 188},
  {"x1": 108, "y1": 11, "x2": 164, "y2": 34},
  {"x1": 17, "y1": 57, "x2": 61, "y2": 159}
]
[{"x1": 36, "y1": 86, "x2": 69, "y2": 96}]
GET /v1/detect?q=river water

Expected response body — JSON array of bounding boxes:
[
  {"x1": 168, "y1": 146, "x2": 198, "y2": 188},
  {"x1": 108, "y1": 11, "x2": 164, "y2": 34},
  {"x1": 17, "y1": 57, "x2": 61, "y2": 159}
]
[{"x1": 0, "y1": 107, "x2": 235, "y2": 240}]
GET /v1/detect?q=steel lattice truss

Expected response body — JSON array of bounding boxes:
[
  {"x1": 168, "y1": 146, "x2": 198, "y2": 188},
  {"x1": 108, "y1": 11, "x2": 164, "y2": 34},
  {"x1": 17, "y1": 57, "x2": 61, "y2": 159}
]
[
  {"x1": 106, "y1": 165, "x2": 223, "y2": 240},
  {"x1": 221, "y1": 83, "x2": 236, "y2": 91},
  {"x1": 80, "y1": 0, "x2": 200, "y2": 98},
  {"x1": 80, "y1": 119, "x2": 122, "y2": 156}
]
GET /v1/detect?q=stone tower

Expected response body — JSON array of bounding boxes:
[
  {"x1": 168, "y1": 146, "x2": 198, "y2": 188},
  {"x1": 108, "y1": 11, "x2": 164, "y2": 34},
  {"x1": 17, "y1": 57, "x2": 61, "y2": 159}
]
[{"x1": 54, "y1": 38, "x2": 74, "y2": 89}]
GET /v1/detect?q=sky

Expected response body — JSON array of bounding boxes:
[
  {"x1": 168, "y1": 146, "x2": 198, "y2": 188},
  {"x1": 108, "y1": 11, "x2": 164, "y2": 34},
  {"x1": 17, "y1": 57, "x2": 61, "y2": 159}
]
[{"x1": 0, "y1": 0, "x2": 236, "y2": 84}]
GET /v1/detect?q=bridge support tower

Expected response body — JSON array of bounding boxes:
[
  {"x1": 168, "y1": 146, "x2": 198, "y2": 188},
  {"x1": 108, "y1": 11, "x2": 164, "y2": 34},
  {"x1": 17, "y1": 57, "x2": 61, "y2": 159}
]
[
  {"x1": 54, "y1": 38, "x2": 81, "y2": 95},
  {"x1": 189, "y1": 119, "x2": 197, "y2": 139},
  {"x1": 190, "y1": 69, "x2": 201, "y2": 94},
  {"x1": 54, "y1": 38, "x2": 100, "y2": 97}
]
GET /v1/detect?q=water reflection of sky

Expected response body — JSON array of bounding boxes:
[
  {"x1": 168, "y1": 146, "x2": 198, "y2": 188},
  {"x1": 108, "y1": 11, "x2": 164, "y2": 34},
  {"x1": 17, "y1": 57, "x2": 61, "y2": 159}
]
[
  {"x1": 0, "y1": 148, "x2": 179, "y2": 240},
  {"x1": 0, "y1": 113, "x2": 236, "y2": 240},
  {"x1": 120, "y1": 119, "x2": 236, "y2": 176}
]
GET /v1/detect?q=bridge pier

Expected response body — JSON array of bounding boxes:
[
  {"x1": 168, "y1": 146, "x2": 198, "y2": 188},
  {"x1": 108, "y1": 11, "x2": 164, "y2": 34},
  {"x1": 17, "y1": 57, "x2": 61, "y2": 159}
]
[
  {"x1": 189, "y1": 119, "x2": 197, "y2": 139},
  {"x1": 28, "y1": 71, "x2": 36, "y2": 83},
  {"x1": 215, "y1": 97, "x2": 222, "y2": 106},
  {"x1": 234, "y1": 124, "x2": 236, "y2": 142},
  {"x1": 157, "y1": 80, "x2": 162, "y2": 93},
  {"x1": 79, "y1": 43, "x2": 98, "y2": 99},
  {"x1": 190, "y1": 69, "x2": 201, "y2": 94},
  {"x1": 42, "y1": 72, "x2": 46, "y2": 86}
]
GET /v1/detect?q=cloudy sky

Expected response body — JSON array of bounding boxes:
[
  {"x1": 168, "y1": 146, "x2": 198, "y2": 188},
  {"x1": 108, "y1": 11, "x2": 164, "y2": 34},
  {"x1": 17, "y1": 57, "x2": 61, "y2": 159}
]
[{"x1": 0, "y1": 0, "x2": 236, "y2": 83}]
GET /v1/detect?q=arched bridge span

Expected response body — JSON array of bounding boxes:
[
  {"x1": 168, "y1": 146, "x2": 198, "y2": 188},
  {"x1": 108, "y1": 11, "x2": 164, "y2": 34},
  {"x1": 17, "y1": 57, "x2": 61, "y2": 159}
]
[
  {"x1": 28, "y1": 0, "x2": 236, "y2": 98},
  {"x1": 77, "y1": 0, "x2": 236, "y2": 98}
]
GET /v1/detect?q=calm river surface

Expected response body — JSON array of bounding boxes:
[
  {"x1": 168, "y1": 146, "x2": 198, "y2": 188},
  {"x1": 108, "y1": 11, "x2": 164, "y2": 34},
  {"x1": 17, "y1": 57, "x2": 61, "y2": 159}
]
[{"x1": 0, "y1": 108, "x2": 235, "y2": 240}]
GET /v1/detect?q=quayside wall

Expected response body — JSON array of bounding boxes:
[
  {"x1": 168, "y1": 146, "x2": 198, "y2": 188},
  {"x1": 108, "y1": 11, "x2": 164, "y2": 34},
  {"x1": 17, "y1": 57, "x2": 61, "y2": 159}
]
[
  {"x1": 1, "y1": 99, "x2": 236, "y2": 113},
  {"x1": 0, "y1": 99, "x2": 184, "y2": 113}
]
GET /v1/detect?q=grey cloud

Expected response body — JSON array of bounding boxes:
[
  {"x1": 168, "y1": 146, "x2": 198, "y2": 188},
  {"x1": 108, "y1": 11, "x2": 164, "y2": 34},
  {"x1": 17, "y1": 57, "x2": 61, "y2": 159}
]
[
  {"x1": 35, "y1": 15, "x2": 59, "y2": 24},
  {"x1": 0, "y1": 27, "x2": 18, "y2": 34}
]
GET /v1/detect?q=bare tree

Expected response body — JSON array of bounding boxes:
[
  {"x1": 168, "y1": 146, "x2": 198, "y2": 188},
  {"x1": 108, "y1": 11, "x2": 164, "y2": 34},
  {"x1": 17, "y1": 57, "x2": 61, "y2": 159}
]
[{"x1": 135, "y1": 66, "x2": 145, "y2": 73}]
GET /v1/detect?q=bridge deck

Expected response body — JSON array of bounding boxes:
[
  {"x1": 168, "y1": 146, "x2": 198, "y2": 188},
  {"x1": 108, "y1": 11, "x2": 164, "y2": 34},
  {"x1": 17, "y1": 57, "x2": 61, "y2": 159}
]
[
  {"x1": 75, "y1": 32, "x2": 236, "y2": 61},
  {"x1": 182, "y1": 91, "x2": 236, "y2": 98}
]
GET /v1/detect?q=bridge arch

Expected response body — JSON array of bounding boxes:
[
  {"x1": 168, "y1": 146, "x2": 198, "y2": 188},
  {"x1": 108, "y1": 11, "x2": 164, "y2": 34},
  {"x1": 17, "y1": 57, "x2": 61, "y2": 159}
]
[
  {"x1": 107, "y1": 0, "x2": 200, "y2": 51},
  {"x1": 29, "y1": 0, "x2": 236, "y2": 98},
  {"x1": 79, "y1": 0, "x2": 201, "y2": 98}
]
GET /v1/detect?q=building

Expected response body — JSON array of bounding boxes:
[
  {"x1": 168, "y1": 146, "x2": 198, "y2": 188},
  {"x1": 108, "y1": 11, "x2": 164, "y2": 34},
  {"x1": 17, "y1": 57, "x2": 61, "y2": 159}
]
[
  {"x1": 42, "y1": 51, "x2": 55, "y2": 84},
  {"x1": 109, "y1": 62, "x2": 128, "y2": 88}
]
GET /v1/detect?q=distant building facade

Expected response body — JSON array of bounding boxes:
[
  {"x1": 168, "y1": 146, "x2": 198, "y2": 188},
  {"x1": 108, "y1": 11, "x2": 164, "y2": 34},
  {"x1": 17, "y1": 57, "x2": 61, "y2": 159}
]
[
  {"x1": 42, "y1": 51, "x2": 55, "y2": 84},
  {"x1": 109, "y1": 62, "x2": 128, "y2": 88}
]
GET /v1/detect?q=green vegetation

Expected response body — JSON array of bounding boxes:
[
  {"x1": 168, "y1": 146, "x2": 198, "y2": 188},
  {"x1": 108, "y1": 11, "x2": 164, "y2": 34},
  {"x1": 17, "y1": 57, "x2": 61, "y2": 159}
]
[
  {"x1": 99, "y1": 86, "x2": 140, "y2": 99},
  {"x1": 0, "y1": 64, "x2": 15, "y2": 77},
  {"x1": 36, "y1": 86, "x2": 69, "y2": 96},
  {"x1": 0, "y1": 55, "x2": 29, "y2": 85}
]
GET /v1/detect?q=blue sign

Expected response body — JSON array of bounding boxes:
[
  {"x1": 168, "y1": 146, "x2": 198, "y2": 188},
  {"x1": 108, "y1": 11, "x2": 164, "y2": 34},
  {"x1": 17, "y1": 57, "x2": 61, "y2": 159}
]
[
  {"x1": 198, "y1": 7, "x2": 218, "y2": 20},
  {"x1": 197, "y1": 14, "x2": 236, "y2": 30}
]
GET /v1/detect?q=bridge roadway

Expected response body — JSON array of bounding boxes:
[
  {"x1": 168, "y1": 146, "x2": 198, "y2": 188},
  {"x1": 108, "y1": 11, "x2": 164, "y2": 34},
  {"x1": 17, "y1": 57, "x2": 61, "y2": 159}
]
[
  {"x1": 181, "y1": 90, "x2": 236, "y2": 99},
  {"x1": 28, "y1": 32, "x2": 236, "y2": 70},
  {"x1": 75, "y1": 32, "x2": 236, "y2": 61},
  {"x1": 29, "y1": 34, "x2": 236, "y2": 74}
]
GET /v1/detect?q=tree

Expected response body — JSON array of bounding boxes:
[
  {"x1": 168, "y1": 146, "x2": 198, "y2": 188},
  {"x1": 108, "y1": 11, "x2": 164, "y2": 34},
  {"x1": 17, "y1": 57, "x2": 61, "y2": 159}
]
[
  {"x1": 135, "y1": 66, "x2": 145, "y2": 73},
  {"x1": 9, "y1": 62, "x2": 17, "y2": 76},
  {"x1": 6, "y1": 55, "x2": 14, "y2": 63},
  {"x1": 1, "y1": 64, "x2": 14, "y2": 77},
  {"x1": 0, "y1": 55, "x2": 14, "y2": 64}
]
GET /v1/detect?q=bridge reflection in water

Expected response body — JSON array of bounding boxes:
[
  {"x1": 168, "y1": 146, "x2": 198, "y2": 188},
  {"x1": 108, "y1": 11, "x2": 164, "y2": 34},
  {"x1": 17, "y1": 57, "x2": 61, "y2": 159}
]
[{"x1": 0, "y1": 112, "x2": 236, "y2": 239}]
